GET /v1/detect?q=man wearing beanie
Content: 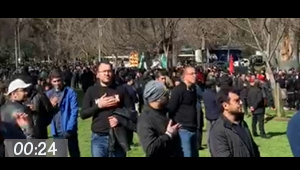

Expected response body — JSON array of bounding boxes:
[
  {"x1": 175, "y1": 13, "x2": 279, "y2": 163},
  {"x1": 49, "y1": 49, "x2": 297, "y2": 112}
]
[
  {"x1": 45, "y1": 69, "x2": 80, "y2": 157},
  {"x1": 137, "y1": 80, "x2": 183, "y2": 157}
]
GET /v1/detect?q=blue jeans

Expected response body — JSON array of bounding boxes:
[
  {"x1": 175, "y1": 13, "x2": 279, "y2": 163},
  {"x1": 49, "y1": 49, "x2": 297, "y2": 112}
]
[
  {"x1": 91, "y1": 133, "x2": 126, "y2": 157},
  {"x1": 178, "y1": 129, "x2": 199, "y2": 157},
  {"x1": 53, "y1": 134, "x2": 80, "y2": 157}
]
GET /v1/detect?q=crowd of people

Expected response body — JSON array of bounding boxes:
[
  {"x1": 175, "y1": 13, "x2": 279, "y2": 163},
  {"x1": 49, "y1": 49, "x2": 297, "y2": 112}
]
[{"x1": 0, "y1": 60, "x2": 299, "y2": 157}]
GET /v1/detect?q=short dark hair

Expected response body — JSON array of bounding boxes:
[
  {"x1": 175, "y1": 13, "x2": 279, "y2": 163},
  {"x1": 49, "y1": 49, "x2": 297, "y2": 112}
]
[
  {"x1": 97, "y1": 61, "x2": 112, "y2": 70},
  {"x1": 49, "y1": 69, "x2": 63, "y2": 80},
  {"x1": 155, "y1": 69, "x2": 168, "y2": 79},
  {"x1": 124, "y1": 74, "x2": 134, "y2": 82},
  {"x1": 217, "y1": 88, "x2": 238, "y2": 112}
]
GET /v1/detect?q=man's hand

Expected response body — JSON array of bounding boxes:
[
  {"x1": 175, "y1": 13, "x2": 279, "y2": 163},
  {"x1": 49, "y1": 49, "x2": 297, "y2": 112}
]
[
  {"x1": 108, "y1": 116, "x2": 118, "y2": 128},
  {"x1": 26, "y1": 104, "x2": 35, "y2": 111},
  {"x1": 97, "y1": 93, "x2": 118, "y2": 109},
  {"x1": 166, "y1": 120, "x2": 181, "y2": 137},
  {"x1": 50, "y1": 97, "x2": 59, "y2": 107},
  {"x1": 12, "y1": 112, "x2": 29, "y2": 128}
]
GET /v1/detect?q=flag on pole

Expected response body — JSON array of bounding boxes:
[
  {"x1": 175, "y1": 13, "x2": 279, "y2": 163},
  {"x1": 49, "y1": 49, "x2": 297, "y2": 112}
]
[
  {"x1": 160, "y1": 54, "x2": 167, "y2": 69},
  {"x1": 138, "y1": 52, "x2": 145, "y2": 69},
  {"x1": 229, "y1": 54, "x2": 234, "y2": 75}
]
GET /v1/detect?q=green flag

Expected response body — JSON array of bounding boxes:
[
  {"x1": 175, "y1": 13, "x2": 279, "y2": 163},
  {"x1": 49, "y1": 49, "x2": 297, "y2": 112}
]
[
  {"x1": 160, "y1": 54, "x2": 167, "y2": 69},
  {"x1": 138, "y1": 52, "x2": 144, "y2": 69}
]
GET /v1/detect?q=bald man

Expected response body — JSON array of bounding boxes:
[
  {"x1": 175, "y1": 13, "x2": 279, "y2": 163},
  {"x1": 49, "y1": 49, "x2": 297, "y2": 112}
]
[{"x1": 167, "y1": 67, "x2": 199, "y2": 157}]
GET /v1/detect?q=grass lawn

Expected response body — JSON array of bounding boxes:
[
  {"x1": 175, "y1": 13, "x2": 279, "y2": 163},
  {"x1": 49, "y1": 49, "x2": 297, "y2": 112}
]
[{"x1": 72, "y1": 90, "x2": 294, "y2": 157}]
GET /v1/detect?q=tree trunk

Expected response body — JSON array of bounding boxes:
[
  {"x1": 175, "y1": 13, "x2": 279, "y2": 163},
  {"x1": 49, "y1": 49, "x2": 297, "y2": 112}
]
[
  {"x1": 289, "y1": 28, "x2": 298, "y2": 62},
  {"x1": 17, "y1": 19, "x2": 21, "y2": 64},
  {"x1": 172, "y1": 42, "x2": 177, "y2": 67},
  {"x1": 56, "y1": 19, "x2": 61, "y2": 60},
  {"x1": 201, "y1": 35, "x2": 206, "y2": 63},
  {"x1": 266, "y1": 61, "x2": 285, "y2": 117},
  {"x1": 14, "y1": 19, "x2": 18, "y2": 69}
]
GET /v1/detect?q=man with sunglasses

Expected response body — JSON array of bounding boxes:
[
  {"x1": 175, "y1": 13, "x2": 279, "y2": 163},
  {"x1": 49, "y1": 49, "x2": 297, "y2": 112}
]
[{"x1": 45, "y1": 69, "x2": 80, "y2": 157}]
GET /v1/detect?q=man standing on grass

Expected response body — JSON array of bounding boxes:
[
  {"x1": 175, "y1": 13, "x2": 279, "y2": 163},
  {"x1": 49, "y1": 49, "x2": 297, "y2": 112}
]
[
  {"x1": 46, "y1": 69, "x2": 80, "y2": 157},
  {"x1": 203, "y1": 80, "x2": 220, "y2": 150},
  {"x1": 167, "y1": 67, "x2": 198, "y2": 157},
  {"x1": 209, "y1": 89, "x2": 260, "y2": 157},
  {"x1": 80, "y1": 61, "x2": 135, "y2": 157},
  {"x1": 247, "y1": 78, "x2": 268, "y2": 139},
  {"x1": 137, "y1": 81, "x2": 183, "y2": 157}
]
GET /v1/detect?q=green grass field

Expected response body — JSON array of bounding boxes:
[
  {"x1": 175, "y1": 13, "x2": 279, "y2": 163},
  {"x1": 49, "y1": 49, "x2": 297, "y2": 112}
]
[{"x1": 73, "y1": 90, "x2": 294, "y2": 157}]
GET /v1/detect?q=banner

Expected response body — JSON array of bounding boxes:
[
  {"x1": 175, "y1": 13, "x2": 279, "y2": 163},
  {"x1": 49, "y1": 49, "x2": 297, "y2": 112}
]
[
  {"x1": 129, "y1": 51, "x2": 139, "y2": 67},
  {"x1": 160, "y1": 54, "x2": 167, "y2": 69},
  {"x1": 138, "y1": 52, "x2": 145, "y2": 69}
]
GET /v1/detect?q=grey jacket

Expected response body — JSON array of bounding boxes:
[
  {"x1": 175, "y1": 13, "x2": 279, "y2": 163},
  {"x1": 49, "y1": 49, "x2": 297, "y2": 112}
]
[{"x1": 1, "y1": 100, "x2": 34, "y2": 138}]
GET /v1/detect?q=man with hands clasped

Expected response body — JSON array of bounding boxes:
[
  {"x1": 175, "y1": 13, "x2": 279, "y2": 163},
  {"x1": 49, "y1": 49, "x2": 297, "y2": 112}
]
[{"x1": 137, "y1": 80, "x2": 183, "y2": 157}]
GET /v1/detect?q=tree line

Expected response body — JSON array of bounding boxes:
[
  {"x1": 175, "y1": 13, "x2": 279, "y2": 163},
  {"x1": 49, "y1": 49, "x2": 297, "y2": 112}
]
[{"x1": 1, "y1": 18, "x2": 300, "y2": 65}]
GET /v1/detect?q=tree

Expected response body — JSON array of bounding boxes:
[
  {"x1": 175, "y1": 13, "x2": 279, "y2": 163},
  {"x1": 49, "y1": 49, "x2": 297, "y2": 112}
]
[{"x1": 226, "y1": 18, "x2": 289, "y2": 117}]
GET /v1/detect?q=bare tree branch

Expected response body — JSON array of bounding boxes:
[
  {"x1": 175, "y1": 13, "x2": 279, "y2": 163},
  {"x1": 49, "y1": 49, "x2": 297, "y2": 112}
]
[{"x1": 246, "y1": 18, "x2": 264, "y2": 52}]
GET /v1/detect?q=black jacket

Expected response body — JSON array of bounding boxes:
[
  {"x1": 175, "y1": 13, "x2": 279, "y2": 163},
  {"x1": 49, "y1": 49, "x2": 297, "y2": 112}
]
[
  {"x1": 80, "y1": 83, "x2": 133, "y2": 134},
  {"x1": 247, "y1": 85, "x2": 265, "y2": 114},
  {"x1": 137, "y1": 106, "x2": 183, "y2": 157},
  {"x1": 26, "y1": 91, "x2": 54, "y2": 139},
  {"x1": 209, "y1": 115, "x2": 260, "y2": 157},
  {"x1": 167, "y1": 83, "x2": 197, "y2": 131},
  {"x1": 108, "y1": 108, "x2": 137, "y2": 155},
  {"x1": 203, "y1": 89, "x2": 220, "y2": 121}
]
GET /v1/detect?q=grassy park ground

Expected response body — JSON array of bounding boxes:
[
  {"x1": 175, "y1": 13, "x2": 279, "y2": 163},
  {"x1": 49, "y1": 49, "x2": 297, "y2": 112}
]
[{"x1": 70, "y1": 90, "x2": 294, "y2": 157}]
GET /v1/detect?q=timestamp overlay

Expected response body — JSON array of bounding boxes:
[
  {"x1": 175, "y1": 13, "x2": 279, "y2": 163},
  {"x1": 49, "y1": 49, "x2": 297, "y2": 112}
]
[{"x1": 4, "y1": 139, "x2": 68, "y2": 157}]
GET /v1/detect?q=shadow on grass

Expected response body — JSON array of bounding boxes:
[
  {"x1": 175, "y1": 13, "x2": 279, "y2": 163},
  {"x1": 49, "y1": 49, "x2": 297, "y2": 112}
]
[
  {"x1": 267, "y1": 131, "x2": 286, "y2": 138},
  {"x1": 265, "y1": 116, "x2": 276, "y2": 124}
]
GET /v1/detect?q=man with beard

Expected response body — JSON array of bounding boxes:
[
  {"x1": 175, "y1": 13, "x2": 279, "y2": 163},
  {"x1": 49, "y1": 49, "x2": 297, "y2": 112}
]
[
  {"x1": 137, "y1": 80, "x2": 182, "y2": 157},
  {"x1": 0, "y1": 79, "x2": 34, "y2": 138},
  {"x1": 209, "y1": 89, "x2": 260, "y2": 157},
  {"x1": 80, "y1": 61, "x2": 135, "y2": 157},
  {"x1": 247, "y1": 78, "x2": 268, "y2": 138}
]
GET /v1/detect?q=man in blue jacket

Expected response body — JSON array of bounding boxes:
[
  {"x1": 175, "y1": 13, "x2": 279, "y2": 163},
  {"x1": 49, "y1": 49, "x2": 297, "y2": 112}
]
[{"x1": 46, "y1": 69, "x2": 80, "y2": 157}]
